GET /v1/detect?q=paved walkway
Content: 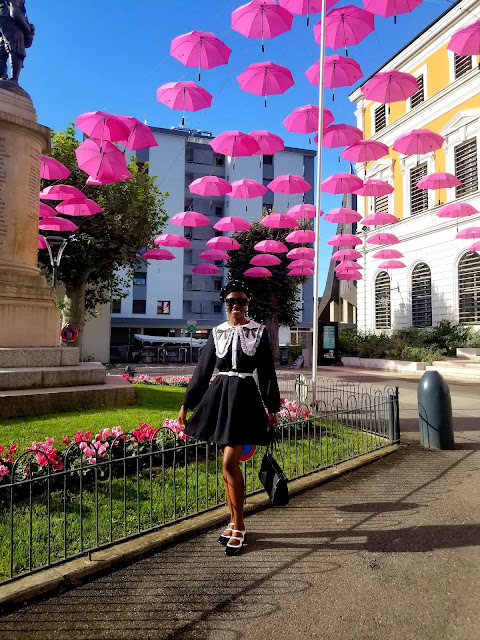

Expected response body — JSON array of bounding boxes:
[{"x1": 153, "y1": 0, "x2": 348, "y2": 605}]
[{"x1": 2, "y1": 369, "x2": 480, "y2": 639}]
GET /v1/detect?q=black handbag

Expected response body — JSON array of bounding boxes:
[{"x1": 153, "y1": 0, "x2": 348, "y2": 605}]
[{"x1": 258, "y1": 436, "x2": 289, "y2": 506}]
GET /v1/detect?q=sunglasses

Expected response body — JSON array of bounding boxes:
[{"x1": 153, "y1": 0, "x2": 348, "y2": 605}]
[{"x1": 225, "y1": 297, "x2": 248, "y2": 308}]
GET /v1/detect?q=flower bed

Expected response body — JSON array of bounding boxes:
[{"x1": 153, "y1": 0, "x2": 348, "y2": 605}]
[{"x1": 122, "y1": 374, "x2": 191, "y2": 387}]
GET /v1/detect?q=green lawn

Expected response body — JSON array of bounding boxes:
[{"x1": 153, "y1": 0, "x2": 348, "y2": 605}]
[{"x1": 0, "y1": 386, "x2": 186, "y2": 452}]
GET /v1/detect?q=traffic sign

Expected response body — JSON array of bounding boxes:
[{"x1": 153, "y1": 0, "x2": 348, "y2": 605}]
[{"x1": 187, "y1": 324, "x2": 196, "y2": 333}]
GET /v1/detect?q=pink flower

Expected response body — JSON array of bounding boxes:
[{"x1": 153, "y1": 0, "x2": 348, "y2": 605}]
[
  {"x1": 0, "y1": 465, "x2": 9, "y2": 476},
  {"x1": 122, "y1": 373, "x2": 130, "y2": 380},
  {"x1": 62, "y1": 436, "x2": 69, "y2": 445},
  {"x1": 7, "y1": 443, "x2": 17, "y2": 456}
]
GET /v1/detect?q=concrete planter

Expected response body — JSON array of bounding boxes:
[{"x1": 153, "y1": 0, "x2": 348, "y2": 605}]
[
  {"x1": 341, "y1": 357, "x2": 428, "y2": 372},
  {"x1": 456, "y1": 348, "x2": 480, "y2": 359}
]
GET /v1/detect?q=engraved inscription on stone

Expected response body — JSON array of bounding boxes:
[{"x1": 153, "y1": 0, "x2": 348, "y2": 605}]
[
  {"x1": 28, "y1": 146, "x2": 41, "y2": 221},
  {"x1": 0, "y1": 136, "x2": 8, "y2": 247}
]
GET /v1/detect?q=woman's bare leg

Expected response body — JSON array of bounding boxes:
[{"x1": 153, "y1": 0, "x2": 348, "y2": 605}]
[
  {"x1": 222, "y1": 445, "x2": 245, "y2": 545},
  {"x1": 221, "y1": 448, "x2": 234, "y2": 530}
]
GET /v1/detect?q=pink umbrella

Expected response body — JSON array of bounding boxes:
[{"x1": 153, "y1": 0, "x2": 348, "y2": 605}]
[
  {"x1": 39, "y1": 184, "x2": 84, "y2": 200},
  {"x1": 334, "y1": 260, "x2": 363, "y2": 271},
  {"x1": 372, "y1": 248, "x2": 404, "y2": 259},
  {"x1": 199, "y1": 249, "x2": 230, "y2": 260},
  {"x1": 321, "y1": 173, "x2": 363, "y2": 194},
  {"x1": 39, "y1": 202, "x2": 57, "y2": 218},
  {"x1": 231, "y1": 0, "x2": 294, "y2": 52},
  {"x1": 249, "y1": 130, "x2": 285, "y2": 162},
  {"x1": 360, "y1": 212, "x2": 398, "y2": 225},
  {"x1": 38, "y1": 235, "x2": 48, "y2": 250},
  {"x1": 278, "y1": 0, "x2": 338, "y2": 25},
  {"x1": 141, "y1": 249, "x2": 176, "y2": 260},
  {"x1": 260, "y1": 213, "x2": 298, "y2": 228},
  {"x1": 189, "y1": 176, "x2": 232, "y2": 197},
  {"x1": 288, "y1": 204, "x2": 318, "y2": 219},
  {"x1": 288, "y1": 267, "x2": 314, "y2": 276},
  {"x1": 206, "y1": 236, "x2": 241, "y2": 250},
  {"x1": 456, "y1": 227, "x2": 480, "y2": 240},
  {"x1": 331, "y1": 248, "x2": 362, "y2": 260},
  {"x1": 40, "y1": 156, "x2": 71, "y2": 180},
  {"x1": 171, "y1": 211, "x2": 211, "y2": 227},
  {"x1": 363, "y1": 71, "x2": 418, "y2": 108},
  {"x1": 366, "y1": 232, "x2": 400, "y2": 245},
  {"x1": 244, "y1": 266, "x2": 273, "y2": 277},
  {"x1": 447, "y1": 21, "x2": 480, "y2": 56},
  {"x1": 289, "y1": 259, "x2": 315, "y2": 269},
  {"x1": 210, "y1": 131, "x2": 260, "y2": 168},
  {"x1": 85, "y1": 170, "x2": 133, "y2": 186},
  {"x1": 39, "y1": 217, "x2": 78, "y2": 232},
  {"x1": 214, "y1": 216, "x2": 251, "y2": 231},
  {"x1": 283, "y1": 104, "x2": 334, "y2": 133},
  {"x1": 268, "y1": 174, "x2": 311, "y2": 194},
  {"x1": 417, "y1": 172, "x2": 462, "y2": 190},
  {"x1": 314, "y1": 5, "x2": 375, "y2": 56},
  {"x1": 393, "y1": 129, "x2": 444, "y2": 156},
  {"x1": 75, "y1": 111, "x2": 130, "y2": 143},
  {"x1": 342, "y1": 140, "x2": 390, "y2": 166},
  {"x1": 327, "y1": 233, "x2": 362, "y2": 247},
  {"x1": 170, "y1": 30, "x2": 232, "y2": 81},
  {"x1": 237, "y1": 61, "x2": 294, "y2": 107},
  {"x1": 286, "y1": 229, "x2": 315, "y2": 243},
  {"x1": 337, "y1": 271, "x2": 362, "y2": 280},
  {"x1": 306, "y1": 55, "x2": 363, "y2": 100},
  {"x1": 55, "y1": 197, "x2": 103, "y2": 217},
  {"x1": 156, "y1": 81, "x2": 212, "y2": 126},
  {"x1": 288, "y1": 247, "x2": 315, "y2": 259},
  {"x1": 437, "y1": 203, "x2": 478, "y2": 219},
  {"x1": 335, "y1": 265, "x2": 362, "y2": 275},
  {"x1": 155, "y1": 234, "x2": 191, "y2": 248},
  {"x1": 353, "y1": 179, "x2": 394, "y2": 197},
  {"x1": 254, "y1": 239, "x2": 288, "y2": 253},
  {"x1": 114, "y1": 115, "x2": 158, "y2": 151},
  {"x1": 323, "y1": 207, "x2": 362, "y2": 223},
  {"x1": 250, "y1": 254, "x2": 281, "y2": 266},
  {"x1": 321, "y1": 124, "x2": 363, "y2": 161},
  {"x1": 378, "y1": 259, "x2": 406, "y2": 269},
  {"x1": 229, "y1": 178, "x2": 267, "y2": 199},
  {"x1": 363, "y1": 0, "x2": 423, "y2": 23},
  {"x1": 75, "y1": 139, "x2": 128, "y2": 183},
  {"x1": 469, "y1": 241, "x2": 480, "y2": 252},
  {"x1": 192, "y1": 264, "x2": 221, "y2": 275}
]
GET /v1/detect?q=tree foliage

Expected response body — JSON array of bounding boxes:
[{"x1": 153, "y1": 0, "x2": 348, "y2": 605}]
[{"x1": 38, "y1": 124, "x2": 168, "y2": 314}]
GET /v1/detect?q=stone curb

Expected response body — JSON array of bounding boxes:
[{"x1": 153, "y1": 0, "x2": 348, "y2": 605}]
[{"x1": 0, "y1": 444, "x2": 399, "y2": 611}]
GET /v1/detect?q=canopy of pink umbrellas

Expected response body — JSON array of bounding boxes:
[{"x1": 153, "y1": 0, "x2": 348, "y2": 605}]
[{"x1": 38, "y1": 2, "x2": 480, "y2": 282}]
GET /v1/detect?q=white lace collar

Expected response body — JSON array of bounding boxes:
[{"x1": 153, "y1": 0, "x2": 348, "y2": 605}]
[{"x1": 212, "y1": 320, "x2": 264, "y2": 368}]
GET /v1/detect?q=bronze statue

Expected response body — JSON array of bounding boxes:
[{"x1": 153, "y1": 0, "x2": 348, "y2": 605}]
[{"x1": 0, "y1": 0, "x2": 34, "y2": 84}]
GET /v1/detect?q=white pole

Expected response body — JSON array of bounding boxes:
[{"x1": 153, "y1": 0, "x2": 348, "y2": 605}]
[{"x1": 311, "y1": 0, "x2": 327, "y2": 406}]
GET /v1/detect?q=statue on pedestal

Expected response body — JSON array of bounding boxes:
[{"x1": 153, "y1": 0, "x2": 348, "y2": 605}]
[{"x1": 0, "y1": 0, "x2": 34, "y2": 85}]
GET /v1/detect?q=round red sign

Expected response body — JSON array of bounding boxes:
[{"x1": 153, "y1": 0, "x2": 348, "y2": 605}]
[{"x1": 61, "y1": 327, "x2": 78, "y2": 342}]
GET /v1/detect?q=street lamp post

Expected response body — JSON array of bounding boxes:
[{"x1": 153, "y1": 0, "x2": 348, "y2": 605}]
[{"x1": 44, "y1": 236, "x2": 67, "y2": 288}]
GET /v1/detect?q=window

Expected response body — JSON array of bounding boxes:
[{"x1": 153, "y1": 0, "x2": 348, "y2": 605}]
[
  {"x1": 214, "y1": 230, "x2": 223, "y2": 237},
  {"x1": 213, "y1": 279, "x2": 222, "y2": 291},
  {"x1": 410, "y1": 163, "x2": 428, "y2": 215},
  {"x1": 184, "y1": 275, "x2": 192, "y2": 291},
  {"x1": 263, "y1": 154, "x2": 273, "y2": 165},
  {"x1": 213, "y1": 304, "x2": 222, "y2": 314},
  {"x1": 411, "y1": 263, "x2": 432, "y2": 327},
  {"x1": 454, "y1": 53, "x2": 472, "y2": 79},
  {"x1": 215, "y1": 206, "x2": 223, "y2": 217},
  {"x1": 374, "y1": 104, "x2": 386, "y2": 133},
  {"x1": 185, "y1": 148, "x2": 194, "y2": 163},
  {"x1": 185, "y1": 198, "x2": 193, "y2": 211},
  {"x1": 458, "y1": 251, "x2": 480, "y2": 324},
  {"x1": 410, "y1": 76, "x2": 424, "y2": 109},
  {"x1": 455, "y1": 139, "x2": 478, "y2": 198},
  {"x1": 184, "y1": 250, "x2": 193, "y2": 265},
  {"x1": 375, "y1": 271, "x2": 391, "y2": 329},
  {"x1": 374, "y1": 194, "x2": 389, "y2": 213},
  {"x1": 157, "y1": 300, "x2": 171, "y2": 315},
  {"x1": 132, "y1": 299, "x2": 146, "y2": 314},
  {"x1": 111, "y1": 299, "x2": 121, "y2": 314},
  {"x1": 133, "y1": 271, "x2": 146, "y2": 286},
  {"x1": 136, "y1": 162, "x2": 148, "y2": 174},
  {"x1": 184, "y1": 226, "x2": 193, "y2": 241},
  {"x1": 215, "y1": 155, "x2": 224, "y2": 166},
  {"x1": 183, "y1": 300, "x2": 192, "y2": 315},
  {"x1": 263, "y1": 178, "x2": 271, "y2": 187}
]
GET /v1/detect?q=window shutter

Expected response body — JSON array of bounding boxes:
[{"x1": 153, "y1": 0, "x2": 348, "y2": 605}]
[
  {"x1": 374, "y1": 105, "x2": 386, "y2": 133},
  {"x1": 374, "y1": 194, "x2": 389, "y2": 213},
  {"x1": 455, "y1": 139, "x2": 478, "y2": 198},
  {"x1": 410, "y1": 163, "x2": 428, "y2": 215},
  {"x1": 410, "y1": 76, "x2": 424, "y2": 109},
  {"x1": 454, "y1": 54, "x2": 472, "y2": 79},
  {"x1": 411, "y1": 263, "x2": 432, "y2": 327},
  {"x1": 375, "y1": 271, "x2": 391, "y2": 329},
  {"x1": 459, "y1": 252, "x2": 480, "y2": 324}
]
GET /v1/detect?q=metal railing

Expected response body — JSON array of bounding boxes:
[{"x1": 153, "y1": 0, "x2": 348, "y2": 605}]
[{"x1": 0, "y1": 380, "x2": 399, "y2": 584}]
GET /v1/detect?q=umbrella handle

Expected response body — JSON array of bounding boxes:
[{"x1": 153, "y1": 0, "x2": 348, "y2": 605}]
[
  {"x1": 261, "y1": 6, "x2": 265, "y2": 53},
  {"x1": 199, "y1": 37, "x2": 202, "y2": 82}
]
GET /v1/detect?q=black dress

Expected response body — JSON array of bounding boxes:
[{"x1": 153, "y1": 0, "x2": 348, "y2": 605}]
[{"x1": 183, "y1": 320, "x2": 280, "y2": 446}]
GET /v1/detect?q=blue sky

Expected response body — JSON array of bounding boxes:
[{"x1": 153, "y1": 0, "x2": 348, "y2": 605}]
[{"x1": 25, "y1": 0, "x2": 456, "y2": 292}]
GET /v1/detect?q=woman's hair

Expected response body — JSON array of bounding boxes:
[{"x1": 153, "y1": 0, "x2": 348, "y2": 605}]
[{"x1": 219, "y1": 280, "x2": 252, "y2": 302}]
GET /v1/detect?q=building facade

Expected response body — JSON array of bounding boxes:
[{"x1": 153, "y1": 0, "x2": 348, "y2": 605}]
[
  {"x1": 108, "y1": 127, "x2": 316, "y2": 360},
  {"x1": 349, "y1": 0, "x2": 480, "y2": 332}
]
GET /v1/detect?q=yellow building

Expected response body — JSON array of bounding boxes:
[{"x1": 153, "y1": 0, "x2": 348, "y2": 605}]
[{"x1": 349, "y1": 0, "x2": 480, "y2": 331}]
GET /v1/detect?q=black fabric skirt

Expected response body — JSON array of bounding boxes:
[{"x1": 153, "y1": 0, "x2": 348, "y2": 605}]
[{"x1": 184, "y1": 375, "x2": 270, "y2": 446}]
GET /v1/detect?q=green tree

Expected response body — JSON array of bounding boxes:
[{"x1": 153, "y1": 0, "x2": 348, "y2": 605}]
[
  {"x1": 227, "y1": 215, "x2": 308, "y2": 361},
  {"x1": 38, "y1": 124, "x2": 168, "y2": 350}
]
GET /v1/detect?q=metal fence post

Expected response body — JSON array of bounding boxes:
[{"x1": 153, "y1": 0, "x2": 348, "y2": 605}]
[
  {"x1": 418, "y1": 371, "x2": 454, "y2": 450},
  {"x1": 388, "y1": 387, "x2": 400, "y2": 444}
]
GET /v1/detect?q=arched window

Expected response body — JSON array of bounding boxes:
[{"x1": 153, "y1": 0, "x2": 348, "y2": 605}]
[
  {"x1": 459, "y1": 252, "x2": 480, "y2": 324},
  {"x1": 412, "y1": 263, "x2": 432, "y2": 327},
  {"x1": 375, "y1": 271, "x2": 391, "y2": 329}
]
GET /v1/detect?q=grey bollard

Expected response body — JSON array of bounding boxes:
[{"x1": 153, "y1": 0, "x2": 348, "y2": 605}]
[{"x1": 417, "y1": 371, "x2": 454, "y2": 450}]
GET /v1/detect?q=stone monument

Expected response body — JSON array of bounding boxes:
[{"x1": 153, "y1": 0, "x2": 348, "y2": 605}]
[{"x1": 0, "y1": 0, "x2": 59, "y2": 347}]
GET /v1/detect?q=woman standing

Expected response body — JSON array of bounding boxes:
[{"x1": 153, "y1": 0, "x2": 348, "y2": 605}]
[{"x1": 177, "y1": 280, "x2": 280, "y2": 556}]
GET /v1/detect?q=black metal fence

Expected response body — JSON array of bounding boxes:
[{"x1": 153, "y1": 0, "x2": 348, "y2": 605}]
[{"x1": 0, "y1": 378, "x2": 399, "y2": 584}]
